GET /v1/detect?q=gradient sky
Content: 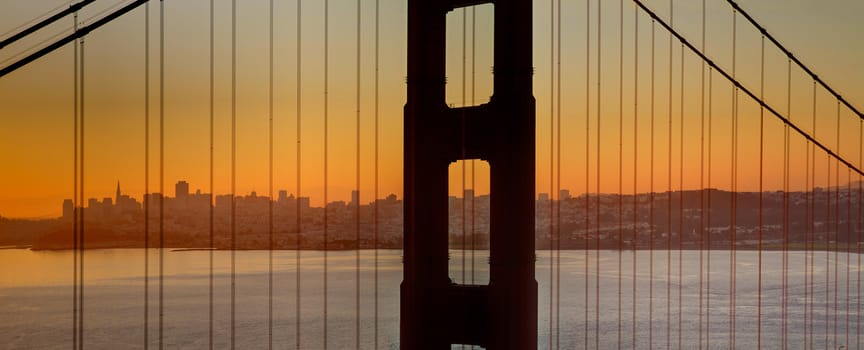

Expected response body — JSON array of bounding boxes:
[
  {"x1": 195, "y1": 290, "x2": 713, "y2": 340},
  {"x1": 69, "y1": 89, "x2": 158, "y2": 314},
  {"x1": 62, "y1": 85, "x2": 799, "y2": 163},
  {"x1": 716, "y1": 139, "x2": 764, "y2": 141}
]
[{"x1": 1, "y1": 0, "x2": 863, "y2": 218}]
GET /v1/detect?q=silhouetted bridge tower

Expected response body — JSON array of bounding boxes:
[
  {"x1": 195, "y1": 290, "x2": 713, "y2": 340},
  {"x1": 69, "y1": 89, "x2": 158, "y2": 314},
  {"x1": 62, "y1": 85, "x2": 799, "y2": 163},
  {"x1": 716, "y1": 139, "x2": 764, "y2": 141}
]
[{"x1": 402, "y1": 0, "x2": 537, "y2": 348}]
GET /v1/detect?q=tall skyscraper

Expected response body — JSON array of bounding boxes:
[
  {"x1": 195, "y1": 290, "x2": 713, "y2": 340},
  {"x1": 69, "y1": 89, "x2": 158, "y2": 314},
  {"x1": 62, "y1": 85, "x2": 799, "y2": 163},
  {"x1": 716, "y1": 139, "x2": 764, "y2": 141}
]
[{"x1": 175, "y1": 181, "x2": 189, "y2": 199}]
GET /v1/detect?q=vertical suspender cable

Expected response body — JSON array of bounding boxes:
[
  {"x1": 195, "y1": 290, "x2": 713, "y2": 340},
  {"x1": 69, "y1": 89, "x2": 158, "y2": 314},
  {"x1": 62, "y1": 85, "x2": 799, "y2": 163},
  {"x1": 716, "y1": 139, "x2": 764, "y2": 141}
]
[
  {"x1": 729, "y1": 10, "x2": 737, "y2": 348},
  {"x1": 142, "y1": 3, "x2": 150, "y2": 348},
  {"x1": 584, "y1": 1, "x2": 591, "y2": 347},
  {"x1": 782, "y1": 94, "x2": 789, "y2": 349},
  {"x1": 73, "y1": 10, "x2": 80, "y2": 349},
  {"x1": 470, "y1": 29, "x2": 479, "y2": 350},
  {"x1": 268, "y1": 0, "x2": 275, "y2": 347},
  {"x1": 78, "y1": 34, "x2": 86, "y2": 350},
  {"x1": 460, "y1": 7, "x2": 466, "y2": 297},
  {"x1": 595, "y1": 1, "x2": 602, "y2": 346},
  {"x1": 846, "y1": 141, "x2": 852, "y2": 349},
  {"x1": 799, "y1": 58, "x2": 810, "y2": 350},
  {"x1": 548, "y1": 0, "x2": 555, "y2": 346},
  {"x1": 460, "y1": 7, "x2": 467, "y2": 294},
  {"x1": 295, "y1": 0, "x2": 302, "y2": 347},
  {"x1": 374, "y1": 0, "x2": 380, "y2": 345},
  {"x1": 825, "y1": 128, "x2": 831, "y2": 350},
  {"x1": 471, "y1": 5, "x2": 477, "y2": 288},
  {"x1": 823, "y1": 82, "x2": 830, "y2": 350},
  {"x1": 554, "y1": 0, "x2": 561, "y2": 347},
  {"x1": 706, "y1": 66, "x2": 713, "y2": 347},
  {"x1": 470, "y1": 5, "x2": 477, "y2": 287},
  {"x1": 547, "y1": 0, "x2": 554, "y2": 343},
  {"x1": 698, "y1": 0, "x2": 706, "y2": 346},
  {"x1": 758, "y1": 33, "x2": 764, "y2": 350},
  {"x1": 592, "y1": 0, "x2": 601, "y2": 349},
  {"x1": 632, "y1": 7, "x2": 639, "y2": 349},
  {"x1": 354, "y1": 0, "x2": 361, "y2": 347},
  {"x1": 784, "y1": 86, "x2": 791, "y2": 350},
  {"x1": 457, "y1": 8, "x2": 465, "y2": 350},
  {"x1": 810, "y1": 79, "x2": 816, "y2": 348},
  {"x1": 230, "y1": 0, "x2": 237, "y2": 346},
  {"x1": 805, "y1": 89, "x2": 812, "y2": 350},
  {"x1": 666, "y1": 3, "x2": 673, "y2": 347},
  {"x1": 207, "y1": 0, "x2": 214, "y2": 348},
  {"x1": 617, "y1": 0, "x2": 624, "y2": 347},
  {"x1": 831, "y1": 107, "x2": 837, "y2": 348},
  {"x1": 649, "y1": 18, "x2": 655, "y2": 349},
  {"x1": 678, "y1": 39, "x2": 684, "y2": 350},
  {"x1": 834, "y1": 100, "x2": 841, "y2": 347},
  {"x1": 158, "y1": 0, "x2": 165, "y2": 347},
  {"x1": 323, "y1": 0, "x2": 329, "y2": 346},
  {"x1": 858, "y1": 118, "x2": 862, "y2": 350},
  {"x1": 373, "y1": 0, "x2": 380, "y2": 346},
  {"x1": 792, "y1": 58, "x2": 806, "y2": 350}
]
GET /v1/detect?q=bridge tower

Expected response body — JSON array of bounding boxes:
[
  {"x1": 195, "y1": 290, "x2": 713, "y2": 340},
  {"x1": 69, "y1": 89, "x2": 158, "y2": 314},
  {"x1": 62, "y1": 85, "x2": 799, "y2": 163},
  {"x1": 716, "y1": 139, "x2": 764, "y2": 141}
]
[{"x1": 402, "y1": 0, "x2": 537, "y2": 348}]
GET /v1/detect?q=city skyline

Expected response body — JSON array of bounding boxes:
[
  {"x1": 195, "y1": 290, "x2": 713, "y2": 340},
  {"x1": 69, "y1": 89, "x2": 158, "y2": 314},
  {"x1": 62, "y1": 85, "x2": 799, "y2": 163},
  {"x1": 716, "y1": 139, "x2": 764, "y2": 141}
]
[{"x1": 3, "y1": 0, "x2": 864, "y2": 218}]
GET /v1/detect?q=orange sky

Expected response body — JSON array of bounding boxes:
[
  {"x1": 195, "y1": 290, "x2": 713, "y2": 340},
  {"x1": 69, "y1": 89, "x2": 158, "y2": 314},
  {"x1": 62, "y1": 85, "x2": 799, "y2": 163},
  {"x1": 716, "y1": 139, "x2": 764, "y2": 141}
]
[{"x1": 1, "y1": 0, "x2": 864, "y2": 218}]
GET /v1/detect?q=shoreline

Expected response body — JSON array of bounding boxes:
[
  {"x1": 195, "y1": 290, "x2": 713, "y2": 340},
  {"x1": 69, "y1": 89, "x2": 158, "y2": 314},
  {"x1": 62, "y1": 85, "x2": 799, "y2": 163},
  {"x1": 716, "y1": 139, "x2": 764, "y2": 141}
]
[{"x1": 19, "y1": 245, "x2": 863, "y2": 252}]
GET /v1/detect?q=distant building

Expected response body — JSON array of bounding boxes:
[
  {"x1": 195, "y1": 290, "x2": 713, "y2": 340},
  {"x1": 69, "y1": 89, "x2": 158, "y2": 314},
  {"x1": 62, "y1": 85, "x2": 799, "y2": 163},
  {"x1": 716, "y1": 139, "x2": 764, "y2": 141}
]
[
  {"x1": 215, "y1": 194, "x2": 232, "y2": 211},
  {"x1": 538, "y1": 193, "x2": 549, "y2": 202},
  {"x1": 101, "y1": 198, "x2": 113, "y2": 217},
  {"x1": 62, "y1": 199, "x2": 73, "y2": 220},
  {"x1": 298, "y1": 197, "x2": 310, "y2": 212},
  {"x1": 559, "y1": 189, "x2": 571, "y2": 201},
  {"x1": 175, "y1": 181, "x2": 189, "y2": 199},
  {"x1": 351, "y1": 190, "x2": 360, "y2": 207},
  {"x1": 144, "y1": 193, "x2": 164, "y2": 213}
]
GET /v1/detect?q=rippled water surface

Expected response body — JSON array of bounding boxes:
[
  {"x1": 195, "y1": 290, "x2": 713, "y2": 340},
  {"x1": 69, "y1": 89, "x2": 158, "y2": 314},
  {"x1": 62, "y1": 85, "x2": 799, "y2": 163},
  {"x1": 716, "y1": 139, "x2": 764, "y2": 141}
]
[{"x1": 1, "y1": 249, "x2": 861, "y2": 349}]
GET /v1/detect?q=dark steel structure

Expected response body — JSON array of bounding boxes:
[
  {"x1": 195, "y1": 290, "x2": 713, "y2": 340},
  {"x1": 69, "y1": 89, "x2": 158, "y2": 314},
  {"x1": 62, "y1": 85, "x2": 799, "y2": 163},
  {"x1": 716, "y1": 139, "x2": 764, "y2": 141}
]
[{"x1": 401, "y1": 0, "x2": 537, "y2": 348}]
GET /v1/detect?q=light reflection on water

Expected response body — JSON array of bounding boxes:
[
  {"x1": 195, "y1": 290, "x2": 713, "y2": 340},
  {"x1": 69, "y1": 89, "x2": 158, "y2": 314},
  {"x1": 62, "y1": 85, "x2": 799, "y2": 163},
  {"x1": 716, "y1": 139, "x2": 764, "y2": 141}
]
[{"x1": 0, "y1": 249, "x2": 861, "y2": 349}]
